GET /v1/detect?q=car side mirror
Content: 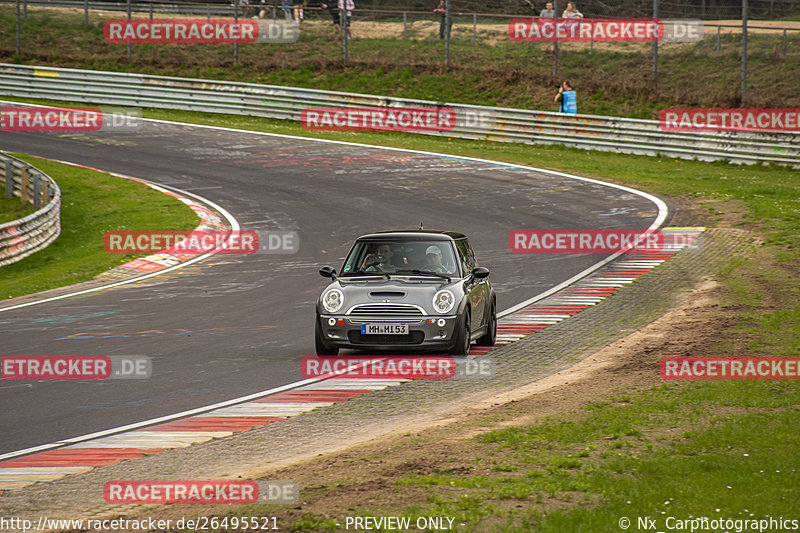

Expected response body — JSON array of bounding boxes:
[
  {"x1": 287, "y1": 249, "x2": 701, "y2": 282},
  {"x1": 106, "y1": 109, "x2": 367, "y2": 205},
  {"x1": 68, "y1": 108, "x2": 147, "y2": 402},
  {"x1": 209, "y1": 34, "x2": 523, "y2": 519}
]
[
  {"x1": 472, "y1": 267, "x2": 490, "y2": 279},
  {"x1": 319, "y1": 266, "x2": 337, "y2": 279}
]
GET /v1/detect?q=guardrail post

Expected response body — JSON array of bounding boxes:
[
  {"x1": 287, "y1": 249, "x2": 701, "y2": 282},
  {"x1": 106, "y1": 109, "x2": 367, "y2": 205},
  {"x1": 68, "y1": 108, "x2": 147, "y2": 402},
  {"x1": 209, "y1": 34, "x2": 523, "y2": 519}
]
[
  {"x1": 20, "y1": 168, "x2": 30, "y2": 204},
  {"x1": 272, "y1": 5, "x2": 276, "y2": 22},
  {"x1": 715, "y1": 26, "x2": 720, "y2": 52},
  {"x1": 33, "y1": 173, "x2": 41, "y2": 210},
  {"x1": 403, "y1": 12, "x2": 407, "y2": 40},
  {"x1": 42, "y1": 178, "x2": 49, "y2": 207},
  {"x1": 4, "y1": 162, "x2": 13, "y2": 198}
]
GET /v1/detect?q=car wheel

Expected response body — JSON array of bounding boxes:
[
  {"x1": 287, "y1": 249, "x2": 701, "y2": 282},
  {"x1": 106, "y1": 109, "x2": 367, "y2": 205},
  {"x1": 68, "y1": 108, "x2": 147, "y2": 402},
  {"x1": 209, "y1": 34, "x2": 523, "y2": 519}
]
[
  {"x1": 315, "y1": 319, "x2": 339, "y2": 356},
  {"x1": 449, "y1": 309, "x2": 471, "y2": 356},
  {"x1": 476, "y1": 299, "x2": 496, "y2": 346}
]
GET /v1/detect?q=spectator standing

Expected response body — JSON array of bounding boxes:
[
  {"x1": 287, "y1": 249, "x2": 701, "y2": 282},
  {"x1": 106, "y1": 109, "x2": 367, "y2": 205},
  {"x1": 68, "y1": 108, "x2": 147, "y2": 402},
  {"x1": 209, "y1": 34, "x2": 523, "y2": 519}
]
[
  {"x1": 338, "y1": 0, "x2": 354, "y2": 38},
  {"x1": 282, "y1": 0, "x2": 293, "y2": 21},
  {"x1": 321, "y1": 0, "x2": 340, "y2": 34},
  {"x1": 561, "y1": 2, "x2": 583, "y2": 18},
  {"x1": 434, "y1": 0, "x2": 452, "y2": 40},
  {"x1": 521, "y1": 0, "x2": 537, "y2": 15},
  {"x1": 539, "y1": 1, "x2": 555, "y2": 17},
  {"x1": 554, "y1": 80, "x2": 577, "y2": 114}
]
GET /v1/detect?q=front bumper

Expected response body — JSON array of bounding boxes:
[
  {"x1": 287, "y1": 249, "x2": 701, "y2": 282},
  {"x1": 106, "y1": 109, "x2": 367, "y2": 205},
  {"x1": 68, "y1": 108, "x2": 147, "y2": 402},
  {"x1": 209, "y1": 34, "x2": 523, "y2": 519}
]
[{"x1": 318, "y1": 314, "x2": 459, "y2": 350}]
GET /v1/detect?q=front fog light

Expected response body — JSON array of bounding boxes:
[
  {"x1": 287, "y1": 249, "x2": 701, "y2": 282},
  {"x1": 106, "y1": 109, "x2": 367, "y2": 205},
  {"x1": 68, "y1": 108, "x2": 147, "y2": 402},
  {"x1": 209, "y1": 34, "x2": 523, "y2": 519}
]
[
  {"x1": 328, "y1": 317, "x2": 336, "y2": 326},
  {"x1": 437, "y1": 318, "x2": 446, "y2": 327}
]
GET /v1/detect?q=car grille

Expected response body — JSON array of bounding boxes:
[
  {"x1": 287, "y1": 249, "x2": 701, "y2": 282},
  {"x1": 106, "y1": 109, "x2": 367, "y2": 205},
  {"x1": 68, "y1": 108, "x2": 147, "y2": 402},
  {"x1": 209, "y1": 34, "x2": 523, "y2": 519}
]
[
  {"x1": 347, "y1": 331, "x2": 425, "y2": 345},
  {"x1": 347, "y1": 304, "x2": 425, "y2": 317}
]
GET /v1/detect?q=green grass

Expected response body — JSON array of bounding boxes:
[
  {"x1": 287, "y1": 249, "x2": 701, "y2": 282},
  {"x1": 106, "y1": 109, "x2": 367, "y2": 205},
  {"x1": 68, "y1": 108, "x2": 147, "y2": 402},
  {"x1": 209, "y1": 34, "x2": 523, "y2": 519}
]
[
  {"x1": 0, "y1": 195, "x2": 35, "y2": 225},
  {"x1": 0, "y1": 155, "x2": 199, "y2": 298}
]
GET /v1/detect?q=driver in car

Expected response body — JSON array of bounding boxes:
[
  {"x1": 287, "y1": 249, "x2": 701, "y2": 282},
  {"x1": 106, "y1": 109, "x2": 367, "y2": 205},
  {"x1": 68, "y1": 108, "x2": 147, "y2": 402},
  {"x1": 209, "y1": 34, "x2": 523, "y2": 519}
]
[
  {"x1": 362, "y1": 243, "x2": 398, "y2": 273},
  {"x1": 423, "y1": 245, "x2": 447, "y2": 274}
]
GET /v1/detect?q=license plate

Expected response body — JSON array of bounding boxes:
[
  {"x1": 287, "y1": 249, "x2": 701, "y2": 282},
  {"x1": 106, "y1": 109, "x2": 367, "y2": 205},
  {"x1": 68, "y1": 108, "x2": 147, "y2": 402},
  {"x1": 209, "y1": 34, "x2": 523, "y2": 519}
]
[{"x1": 361, "y1": 323, "x2": 408, "y2": 335}]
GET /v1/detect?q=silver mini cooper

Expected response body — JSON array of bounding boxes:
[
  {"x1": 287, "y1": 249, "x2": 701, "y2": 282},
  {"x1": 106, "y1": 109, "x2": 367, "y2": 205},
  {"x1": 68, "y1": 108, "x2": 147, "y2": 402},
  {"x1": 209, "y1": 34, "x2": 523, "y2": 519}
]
[{"x1": 315, "y1": 230, "x2": 496, "y2": 355}]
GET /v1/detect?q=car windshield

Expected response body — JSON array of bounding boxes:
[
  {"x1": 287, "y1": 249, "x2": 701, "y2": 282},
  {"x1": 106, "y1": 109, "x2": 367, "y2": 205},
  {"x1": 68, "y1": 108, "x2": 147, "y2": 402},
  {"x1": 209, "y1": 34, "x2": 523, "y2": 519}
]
[{"x1": 341, "y1": 240, "x2": 459, "y2": 277}]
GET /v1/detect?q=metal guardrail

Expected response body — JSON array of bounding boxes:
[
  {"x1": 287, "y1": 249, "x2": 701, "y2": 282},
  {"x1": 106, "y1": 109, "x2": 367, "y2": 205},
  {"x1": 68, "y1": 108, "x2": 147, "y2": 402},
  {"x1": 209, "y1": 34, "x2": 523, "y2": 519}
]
[
  {"x1": 0, "y1": 63, "x2": 798, "y2": 166},
  {"x1": 0, "y1": 153, "x2": 61, "y2": 267}
]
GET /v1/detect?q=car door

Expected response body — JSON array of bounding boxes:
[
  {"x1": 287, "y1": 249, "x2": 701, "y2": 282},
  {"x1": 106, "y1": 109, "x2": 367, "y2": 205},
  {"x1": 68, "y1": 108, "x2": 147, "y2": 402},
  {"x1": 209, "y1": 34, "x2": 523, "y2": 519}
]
[
  {"x1": 465, "y1": 239, "x2": 489, "y2": 333},
  {"x1": 455, "y1": 239, "x2": 485, "y2": 337}
]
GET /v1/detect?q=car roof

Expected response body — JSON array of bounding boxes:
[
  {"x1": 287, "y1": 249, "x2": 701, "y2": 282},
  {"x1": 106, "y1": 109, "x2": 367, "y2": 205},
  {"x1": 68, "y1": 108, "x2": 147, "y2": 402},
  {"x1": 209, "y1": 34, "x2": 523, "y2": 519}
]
[{"x1": 356, "y1": 230, "x2": 467, "y2": 242}]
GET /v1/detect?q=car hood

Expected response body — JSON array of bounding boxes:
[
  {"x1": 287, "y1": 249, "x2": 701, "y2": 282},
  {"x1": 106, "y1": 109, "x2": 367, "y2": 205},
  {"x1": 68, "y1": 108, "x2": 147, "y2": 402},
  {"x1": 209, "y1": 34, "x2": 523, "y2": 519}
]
[{"x1": 320, "y1": 276, "x2": 462, "y2": 315}]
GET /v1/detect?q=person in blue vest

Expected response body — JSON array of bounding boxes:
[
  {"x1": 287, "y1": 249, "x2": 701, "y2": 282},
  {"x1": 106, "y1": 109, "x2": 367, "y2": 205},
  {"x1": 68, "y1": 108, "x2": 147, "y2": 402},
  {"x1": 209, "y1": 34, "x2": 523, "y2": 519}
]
[{"x1": 554, "y1": 80, "x2": 577, "y2": 114}]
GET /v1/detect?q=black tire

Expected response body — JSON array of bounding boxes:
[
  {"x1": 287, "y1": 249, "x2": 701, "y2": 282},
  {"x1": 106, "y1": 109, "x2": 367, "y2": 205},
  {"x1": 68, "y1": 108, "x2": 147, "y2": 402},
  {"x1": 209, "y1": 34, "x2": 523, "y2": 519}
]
[
  {"x1": 449, "y1": 309, "x2": 471, "y2": 356},
  {"x1": 476, "y1": 299, "x2": 496, "y2": 346},
  {"x1": 315, "y1": 319, "x2": 339, "y2": 356}
]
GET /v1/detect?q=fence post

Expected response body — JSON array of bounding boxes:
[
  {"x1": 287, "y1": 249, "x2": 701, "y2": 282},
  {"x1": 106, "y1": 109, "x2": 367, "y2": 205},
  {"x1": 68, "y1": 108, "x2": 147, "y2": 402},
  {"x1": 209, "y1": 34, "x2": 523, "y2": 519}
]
[
  {"x1": 127, "y1": 0, "x2": 132, "y2": 62},
  {"x1": 23, "y1": 0, "x2": 26, "y2": 19},
  {"x1": 652, "y1": 0, "x2": 658, "y2": 94},
  {"x1": 4, "y1": 161, "x2": 13, "y2": 198},
  {"x1": 782, "y1": 28, "x2": 787, "y2": 55},
  {"x1": 715, "y1": 25, "x2": 720, "y2": 52},
  {"x1": 84, "y1": 0, "x2": 88, "y2": 24},
  {"x1": 341, "y1": 9, "x2": 348, "y2": 64},
  {"x1": 741, "y1": 0, "x2": 747, "y2": 101},
  {"x1": 33, "y1": 174, "x2": 41, "y2": 210},
  {"x1": 20, "y1": 169, "x2": 30, "y2": 204},
  {"x1": 403, "y1": 11, "x2": 407, "y2": 39},
  {"x1": 234, "y1": 0, "x2": 239, "y2": 66},
  {"x1": 444, "y1": 0, "x2": 451, "y2": 68},
  {"x1": 149, "y1": 1, "x2": 153, "y2": 21},
  {"x1": 473, "y1": 13, "x2": 476, "y2": 44},
  {"x1": 15, "y1": 0, "x2": 21, "y2": 57},
  {"x1": 207, "y1": 5, "x2": 211, "y2": 20},
  {"x1": 552, "y1": 0, "x2": 558, "y2": 80}
]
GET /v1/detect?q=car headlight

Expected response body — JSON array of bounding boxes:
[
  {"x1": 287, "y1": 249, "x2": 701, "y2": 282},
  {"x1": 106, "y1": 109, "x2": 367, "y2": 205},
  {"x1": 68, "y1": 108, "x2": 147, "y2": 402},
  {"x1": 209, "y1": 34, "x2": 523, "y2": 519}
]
[
  {"x1": 322, "y1": 289, "x2": 344, "y2": 313},
  {"x1": 432, "y1": 289, "x2": 455, "y2": 314}
]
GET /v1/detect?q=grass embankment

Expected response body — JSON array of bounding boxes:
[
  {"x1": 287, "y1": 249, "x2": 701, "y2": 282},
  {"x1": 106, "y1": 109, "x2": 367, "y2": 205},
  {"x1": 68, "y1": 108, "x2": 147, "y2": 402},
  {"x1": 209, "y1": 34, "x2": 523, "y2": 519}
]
[
  {"x1": 0, "y1": 156, "x2": 199, "y2": 299},
  {"x1": 1, "y1": 6, "x2": 799, "y2": 117}
]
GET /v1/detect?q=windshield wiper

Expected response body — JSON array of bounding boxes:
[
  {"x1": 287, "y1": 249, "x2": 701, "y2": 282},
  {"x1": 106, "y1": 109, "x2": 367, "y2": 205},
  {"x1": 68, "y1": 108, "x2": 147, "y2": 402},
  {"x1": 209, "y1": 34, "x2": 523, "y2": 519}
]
[{"x1": 396, "y1": 269, "x2": 451, "y2": 281}]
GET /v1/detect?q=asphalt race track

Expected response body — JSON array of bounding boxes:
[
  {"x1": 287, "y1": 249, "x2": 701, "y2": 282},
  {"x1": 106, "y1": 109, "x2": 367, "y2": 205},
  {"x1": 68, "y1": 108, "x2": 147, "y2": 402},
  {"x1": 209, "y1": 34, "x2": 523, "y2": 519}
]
[{"x1": 0, "y1": 120, "x2": 666, "y2": 455}]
